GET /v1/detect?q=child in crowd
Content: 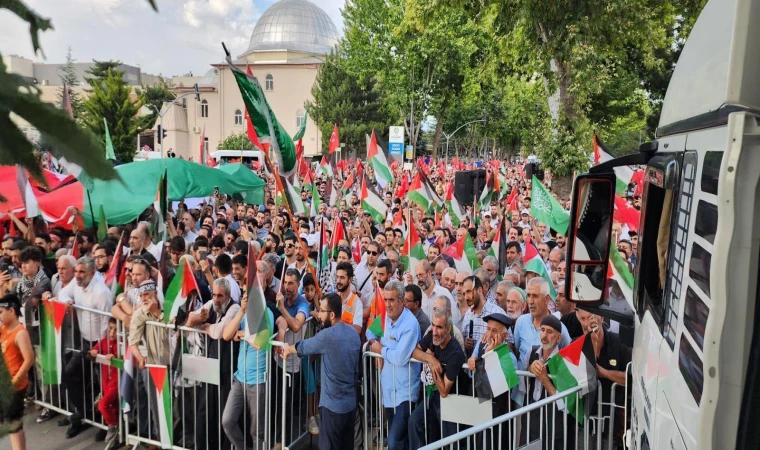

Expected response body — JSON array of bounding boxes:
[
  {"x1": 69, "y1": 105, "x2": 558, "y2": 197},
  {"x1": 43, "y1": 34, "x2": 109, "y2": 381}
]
[
  {"x1": 0, "y1": 293, "x2": 34, "y2": 450},
  {"x1": 301, "y1": 274, "x2": 321, "y2": 435},
  {"x1": 87, "y1": 317, "x2": 120, "y2": 447}
]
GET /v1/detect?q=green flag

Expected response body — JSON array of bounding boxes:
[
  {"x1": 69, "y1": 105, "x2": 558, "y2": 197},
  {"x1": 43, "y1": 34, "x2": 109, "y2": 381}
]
[
  {"x1": 292, "y1": 109, "x2": 308, "y2": 141},
  {"x1": 530, "y1": 175, "x2": 569, "y2": 235},
  {"x1": 225, "y1": 51, "x2": 296, "y2": 175},
  {"x1": 104, "y1": 117, "x2": 116, "y2": 161},
  {"x1": 97, "y1": 205, "x2": 108, "y2": 242}
]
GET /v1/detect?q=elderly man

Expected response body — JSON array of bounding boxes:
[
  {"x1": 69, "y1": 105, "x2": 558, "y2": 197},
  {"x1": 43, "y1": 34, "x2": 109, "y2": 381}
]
[
  {"x1": 367, "y1": 280, "x2": 421, "y2": 450},
  {"x1": 513, "y1": 278, "x2": 571, "y2": 370},
  {"x1": 494, "y1": 280, "x2": 515, "y2": 313},
  {"x1": 481, "y1": 255, "x2": 499, "y2": 302},
  {"x1": 467, "y1": 312, "x2": 521, "y2": 448},
  {"x1": 439, "y1": 267, "x2": 457, "y2": 295},
  {"x1": 461, "y1": 276, "x2": 506, "y2": 357},
  {"x1": 523, "y1": 315, "x2": 576, "y2": 448},
  {"x1": 556, "y1": 281, "x2": 583, "y2": 339},
  {"x1": 423, "y1": 296, "x2": 465, "y2": 349},
  {"x1": 453, "y1": 271, "x2": 470, "y2": 332},
  {"x1": 408, "y1": 308, "x2": 466, "y2": 448},
  {"x1": 187, "y1": 277, "x2": 241, "y2": 450},
  {"x1": 414, "y1": 260, "x2": 454, "y2": 320},
  {"x1": 180, "y1": 212, "x2": 199, "y2": 245},
  {"x1": 548, "y1": 247, "x2": 564, "y2": 275},
  {"x1": 56, "y1": 257, "x2": 113, "y2": 438}
]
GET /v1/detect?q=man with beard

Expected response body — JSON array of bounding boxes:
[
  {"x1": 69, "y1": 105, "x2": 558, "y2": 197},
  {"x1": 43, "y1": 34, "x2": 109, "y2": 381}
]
[
  {"x1": 408, "y1": 308, "x2": 466, "y2": 448},
  {"x1": 461, "y1": 276, "x2": 506, "y2": 356},
  {"x1": 414, "y1": 260, "x2": 454, "y2": 320},
  {"x1": 287, "y1": 239, "x2": 310, "y2": 280},
  {"x1": 355, "y1": 240, "x2": 381, "y2": 318},
  {"x1": 548, "y1": 248, "x2": 564, "y2": 275},
  {"x1": 522, "y1": 315, "x2": 576, "y2": 448},
  {"x1": 281, "y1": 293, "x2": 361, "y2": 450},
  {"x1": 93, "y1": 242, "x2": 114, "y2": 274},
  {"x1": 453, "y1": 271, "x2": 471, "y2": 332},
  {"x1": 335, "y1": 262, "x2": 362, "y2": 334},
  {"x1": 276, "y1": 235, "x2": 298, "y2": 277},
  {"x1": 555, "y1": 233, "x2": 566, "y2": 250},
  {"x1": 506, "y1": 241, "x2": 523, "y2": 271},
  {"x1": 513, "y1": 278, "x2": 571, "y2": 370}
]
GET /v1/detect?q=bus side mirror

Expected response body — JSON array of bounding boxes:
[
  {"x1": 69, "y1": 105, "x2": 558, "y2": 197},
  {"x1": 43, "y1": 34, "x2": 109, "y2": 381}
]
[{"x1": 565, "y1": 174, "x2": 616, "y2": 305}]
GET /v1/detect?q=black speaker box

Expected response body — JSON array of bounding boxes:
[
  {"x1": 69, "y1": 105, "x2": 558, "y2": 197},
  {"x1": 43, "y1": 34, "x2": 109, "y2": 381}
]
[{"x1": 454, "y1": 169, "x2": 486, "y2": 206}]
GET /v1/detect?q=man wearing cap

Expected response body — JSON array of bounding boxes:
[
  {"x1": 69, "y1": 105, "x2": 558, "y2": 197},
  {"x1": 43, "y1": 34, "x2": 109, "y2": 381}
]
[
  {"x1": 518, "y1": 209, "x2": 532, "y2": 229},
  {"x1": 128, "y1": 279, "x2": 171, "y2": 368},
  {"x1": 513, "y1": 278, "x2": 571, "y2": 371},
  {"x1": 522, "y1": 315, "x2": 575, "y2": 448},
  {"x1": 468, "y1": 312, "x2": 521, "y2": 448}
]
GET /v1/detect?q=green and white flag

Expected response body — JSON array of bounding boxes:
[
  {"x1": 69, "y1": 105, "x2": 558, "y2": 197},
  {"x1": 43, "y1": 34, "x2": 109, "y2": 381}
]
[
  {"x1": 360, "y1": 175, "x2": 387, "y2": 224},
  {"x1": 474, "y1": 343, "x2": 519, "y2": 398},
  {"x1": 531, "y1": 175, "x2": 569, "y2": 235},
  {"x1": 367, "y1": 131, "x2": 392, "y2": 189},
  {"x1": 609, "y1": 240, "x2": 634, "y2": 303},
  {"x1": 226, "y1": 50, "x2": 296, "y2": 175},
  {"x1": 523, "y1": 238, "x2": 557, "y2": 300},
  {"x1": 164, "y1": 258, "x2": 200, "y2": 323},
  {"x1": 407, "y1": 173, "x2": 431, "y2": 211},
  {"x1": 104, "y1": 117, "x2": 116, "y2": 161},
  {"x1": 594, "y1": 134, "x2": 633, "y2": 195},
  {"x1": 147, "y1": 365, "x2": 173, "y2": 448},
  {"x1": 309, "y1": 182, "x2": 321, "y2": 217},
  {"x1": 401, "y1": 219, "x2": 426, "y2": 275},
  {"x1": 40, "y1": 299, "x2": 67, "y2": 385}
]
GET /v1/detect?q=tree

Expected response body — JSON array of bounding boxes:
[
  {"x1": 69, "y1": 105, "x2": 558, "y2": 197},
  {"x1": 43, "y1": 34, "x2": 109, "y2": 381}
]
[
  {"x1": 57, "y1": 46, "x2": 84, "y2": 120},
  {"x1": 306, "y1": 45, "x2": 394, "y2": 158},
  {"x1": 136, "y1": 77, "x2": 175, "y2": 129},
  {"x1": 0, "y1": 1, "x2": 122, "y2": 193},
  {"x1": 218, "y1": 132, "x2": 254, "y2": 151},
  {"x1": 82, "y1": 67, "x2": 141, "y2": 162},
  {"x1": 85, "y1": 60, "x2": 123, "y2": 81}
]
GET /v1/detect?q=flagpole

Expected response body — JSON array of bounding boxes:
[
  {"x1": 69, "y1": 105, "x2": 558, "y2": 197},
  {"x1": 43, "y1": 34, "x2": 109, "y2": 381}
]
[{"x1": 86, "y1": 189, "x2": 97, "y2": 234}]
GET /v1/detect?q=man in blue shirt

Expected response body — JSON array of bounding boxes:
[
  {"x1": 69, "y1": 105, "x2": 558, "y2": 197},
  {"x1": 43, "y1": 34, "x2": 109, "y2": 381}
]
[
  {"x1": 282, "y1": 293, "x2": 361, "y2": 450},
  {"x1": 513, "y1": 277, "x2": 571, "y2": 372},
  {"x1": 367, "y1": 280, "x2": 421, "y2": 450},
  {"x1": 221, "y1": 292, "x2": 274, "y2": 450}
]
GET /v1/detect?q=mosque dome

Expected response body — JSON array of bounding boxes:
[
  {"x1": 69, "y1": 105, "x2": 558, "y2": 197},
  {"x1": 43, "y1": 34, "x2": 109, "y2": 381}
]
[{"x1": 245, "y1": 0, "x2": 340, "y2": 56}]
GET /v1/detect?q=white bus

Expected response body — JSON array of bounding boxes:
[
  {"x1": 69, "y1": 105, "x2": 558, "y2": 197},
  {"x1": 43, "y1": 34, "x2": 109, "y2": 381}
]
[{"x1": 564, "y1": 1, "x2": 760, "y2": 449}]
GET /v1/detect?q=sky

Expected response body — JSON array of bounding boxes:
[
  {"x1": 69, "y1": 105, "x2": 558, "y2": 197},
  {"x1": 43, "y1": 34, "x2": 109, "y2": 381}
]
[{"x1": 0, "y1": 0, "x2": 345, "y2": 77}]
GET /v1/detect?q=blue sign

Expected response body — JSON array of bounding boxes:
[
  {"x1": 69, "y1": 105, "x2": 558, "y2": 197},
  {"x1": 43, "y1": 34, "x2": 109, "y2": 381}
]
[{"x1": 389, "y1": 142, "x2": 403, "y2": 155}]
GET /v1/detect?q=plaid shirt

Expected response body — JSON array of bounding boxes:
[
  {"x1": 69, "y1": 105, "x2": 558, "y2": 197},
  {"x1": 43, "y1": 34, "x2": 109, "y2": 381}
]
[{"x1": 462, "y1": 300, "x2": 506, "y2": 347}]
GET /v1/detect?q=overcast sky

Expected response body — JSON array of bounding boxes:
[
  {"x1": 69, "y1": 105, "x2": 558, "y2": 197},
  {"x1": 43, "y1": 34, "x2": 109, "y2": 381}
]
[{"x1": 0, "y1": 0, "x2": 345, "y2": 77}]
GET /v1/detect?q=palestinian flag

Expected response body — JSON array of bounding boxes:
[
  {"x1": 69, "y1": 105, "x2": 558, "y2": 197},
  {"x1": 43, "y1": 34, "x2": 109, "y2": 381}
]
[
  {"x1": 608, "y1": 240, "x2": 634, "y2": 303},
  {"x1": 531, "y1": 175, "x2": 569, "y2": 235},
  {"x1": 407, "y1": 173, "x2": 432, "y2": 211},
  {"x1": 151, "y1": 171, "x2": 168, "y2": 244},
  {"x1": 330, "y1": 217, "x2": 347, "y2": 258},
  {"x1": 226, "y1": 50, "x2": 295, "y2": 175},
  {"x1": 401, "y1": 219, "x2": 425, "y2": 276},
  {"x1": 594, "y1": 133, "x2": 633, "y2": 196},
  {"x1": 445, "y1": 181, "x2": 466, "y2": 227},
  {"x1": 275, "y1": 171, "x2": 306, "y2": 215},
  {"x1": 104, "y1": 117, "x2": 116, "y2": 161},
  {"x1": 39, "y1": 299, "x2": 66, "y2": 385},
  {"x1": 478, "y1": 170, "x2": 496, "y2": 211},
  {"x1": 474, "y1": 343, "x2": 519, "y2": 398},
  {"x1": 120, "y1": 346, "x2": 135, "y2": 413},
  {"x1": 95, "y1": 355, "x2": 124, "y2": 370},
  {"x1": 488, "y1": 220, "x2": 502, "y2": 261},
  {"x1": 319, "y1": 156, "x2": 334, "y2": 179},
  {"x1": 16, "y1": 165, "x2": 41, "y2": 218},
  {"x1": 104, "y1": 232, "x2": 127, "y2": 296},
  {"x1": 318, "y1": 218, "x2": 329, "y2": 272},
  {"x1": 523, "y1": 236, "x2": 557, "y2": 300},
  {"x1": 302, "y1": 170, "x2": 314, "y2": 195},
  {"x1": 147, "y1": 365, "x2": 173, "y2": 448},
  {"x1": 246, "y1": 242, "x2": 275, "y2": 350},
  {"x1": 164, "y1": 258, "x2": 200, "y2": 323},
  {"x1": 367, "y1": 131, "x2": 392, "y2": 189},
  {"x1": 547, "y1": 333, "x2": 598, "y2": 423},
  {"x1": 443, "y1": 232, "x2": 479, "y2": 273},
  {"x1": 360, "y1": 175, "x2": 387, "y2": 224},
  {"x1": 367, "y1": 285, "x2": 387, "y2": 338},
  {"x1": 342, "y1": 172, "x2": 355, "y2": 192},
  {"x1": 309, "y1": 182, "x2": 321, "y2": 217}
]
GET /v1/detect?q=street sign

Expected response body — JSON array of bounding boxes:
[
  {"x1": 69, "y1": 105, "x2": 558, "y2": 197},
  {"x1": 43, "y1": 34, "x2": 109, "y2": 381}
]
[
  {"x1": 405, "y1": 145, "x2": 414, "y2": 160},
  {"x1": 388, "y1": 126, "x2": 404, "y2": 156}
]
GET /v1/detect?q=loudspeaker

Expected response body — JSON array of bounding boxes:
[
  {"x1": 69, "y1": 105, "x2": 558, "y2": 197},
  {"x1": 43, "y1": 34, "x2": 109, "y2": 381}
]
[
  {"x1": 525, "y1": 163, "x2": 544, "y2": 181},
  {"x1": 454, "y1": 169, "x2": 486, "y2": 206}
]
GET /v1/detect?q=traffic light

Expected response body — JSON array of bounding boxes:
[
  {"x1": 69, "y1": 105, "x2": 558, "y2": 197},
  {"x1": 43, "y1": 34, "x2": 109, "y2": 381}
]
[{"x1": 157, "y1": 125, "x2": 168, "y2": 144}]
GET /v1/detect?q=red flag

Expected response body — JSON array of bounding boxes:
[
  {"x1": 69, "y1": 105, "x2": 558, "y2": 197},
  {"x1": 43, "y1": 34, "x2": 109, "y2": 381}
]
[
  {"x1": 329, "y1": 124, "x2": 340, "y2": 155},
  {"x1": 393, "y1": 210, "x2": 404, "y2": 228},
  {"x1": 506, "y1": 187, "x2": 518, "y2": 212},
  {"x1": 395, "y1": 173, "x2": 409, "y2": 199},
  {"x1": 70, "y1": 233, "x2": 80, "y2": 259},
  {"x1": 330, "y1": 218, "x2": 346, "y2": 257},
  {"x1": 614, "y1": 196, "x2": 640, "y2": 231},
  {"x1": 295, "y1": 139, "x2": 303, "y2": 161},
  {"x1": 356, "y1": 159, "x2": 364, "y2": 181},
  {"x1": 342, "y1": 172, "x2": 355, "y2": 191}
]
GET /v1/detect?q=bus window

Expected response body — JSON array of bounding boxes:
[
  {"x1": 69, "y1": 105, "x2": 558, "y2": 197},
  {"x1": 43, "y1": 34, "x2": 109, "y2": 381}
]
[{"x1": 634, "y1": 154, "x2": 683, "y2": 325}]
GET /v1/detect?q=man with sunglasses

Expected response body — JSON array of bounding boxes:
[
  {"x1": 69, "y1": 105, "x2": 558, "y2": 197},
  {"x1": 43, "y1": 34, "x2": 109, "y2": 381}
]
[
  {"x1": 355, "y1": 241, "x2": 381, "y2": 321},
  {"x1": 281, "y1": 293, "x2": 361, "y2": 450}
]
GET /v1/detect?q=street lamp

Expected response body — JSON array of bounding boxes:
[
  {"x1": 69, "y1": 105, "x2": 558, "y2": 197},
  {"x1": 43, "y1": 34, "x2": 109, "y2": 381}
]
[
  {"x1": 152, "y1": 83, "x2": 201, "y2": 157},
  {"x1": 443, "y1": 116, "x2": 487, "y2": 160}
]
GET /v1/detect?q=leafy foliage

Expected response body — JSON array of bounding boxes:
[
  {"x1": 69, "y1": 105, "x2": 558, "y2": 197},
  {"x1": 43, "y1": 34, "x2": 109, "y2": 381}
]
[
  {"x1": 306, "y1": 45, "x2": 394, "y2": 158},
  {"x1": 136, "y1": 77, "x2": 175, "y2": 129},
  {"x1": 218, "y1": 132, "x2": 254, "y2": 151},
  {"x1": 82, "y1": 65, "x2": 141, "y2": 163},
  {"x1": 57, "y1": 46, "x2": 84, "y2": 120}
]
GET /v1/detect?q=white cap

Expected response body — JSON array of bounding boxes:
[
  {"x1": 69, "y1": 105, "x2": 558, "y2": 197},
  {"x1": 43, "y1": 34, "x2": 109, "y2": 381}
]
[{"x1": 521, "y1": 209, "x2": 530, "y2": 216}]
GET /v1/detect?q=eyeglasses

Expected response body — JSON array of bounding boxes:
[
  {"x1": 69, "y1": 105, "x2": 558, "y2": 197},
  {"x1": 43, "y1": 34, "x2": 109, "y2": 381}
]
[
  {"x1": 285, "y1": 244, "x2": 294, "y2": 249},
  {"x1": 318, "y1": 308, "x2": 333, "y2": 314},
  {"x1": 367, "y1": 251, "x2": 379, "y2": 256}
]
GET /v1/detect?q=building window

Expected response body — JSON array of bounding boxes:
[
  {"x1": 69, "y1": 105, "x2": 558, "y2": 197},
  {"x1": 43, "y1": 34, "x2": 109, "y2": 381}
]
[
  {"x1": 234, "y1": 109, "x2": 243, "y2": 126},
  {"x1": 201, "y1": 99, "x2": 209, "y2": 118},
  {"x1": 296, "y1": 109, "x2": 305, "y2": 128},
  {"x1": 265, "y1": 74, "x2": 274, "y2": 91}
]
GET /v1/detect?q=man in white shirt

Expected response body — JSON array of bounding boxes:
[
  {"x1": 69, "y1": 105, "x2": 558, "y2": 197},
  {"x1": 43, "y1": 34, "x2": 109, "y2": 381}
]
[
  {"x1": 414, "y1": 260, "x2": 454, "y2": 320},
  {"x1": 56, "y1": 256, "x2": 113, "y2": 438}
]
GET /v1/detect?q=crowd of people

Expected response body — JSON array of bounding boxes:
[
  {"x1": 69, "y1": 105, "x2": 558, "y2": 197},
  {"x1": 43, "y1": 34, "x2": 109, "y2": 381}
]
[{"x1": 0, "y1": 157, "x2": 639, "y2": 450}]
